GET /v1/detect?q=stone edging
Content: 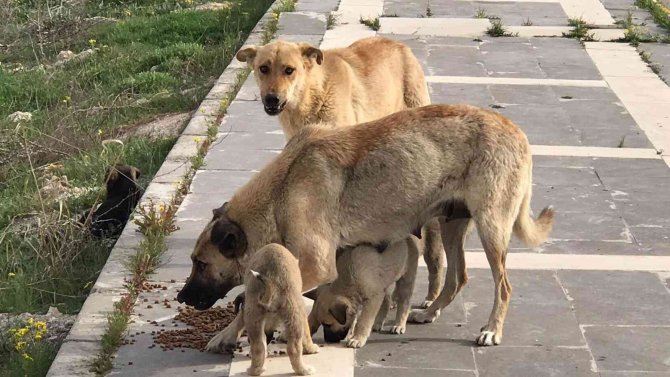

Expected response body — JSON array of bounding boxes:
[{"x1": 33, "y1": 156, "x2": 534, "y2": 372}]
[{"x1": 45, "y1": 2, "x2": 282, "y2": 376}]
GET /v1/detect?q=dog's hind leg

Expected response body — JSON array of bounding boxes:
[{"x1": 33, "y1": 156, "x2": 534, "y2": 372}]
[
  {"x1": 421, "y1": 218, "x2": 446, "y2": 308},
  {"x1": 402, "y1": 48, "x2": 431, "y2": 108},
  {"x1": 391, "y1": 238, "x2": 419, "y2": 334},
  {"x1": 286, "y1": 313, "x2": 315, "y2": 375},
  {"x1": 372, "y1": 292, "x2": 391, "y2": 332},
  {"x1": 474, "y1": 212, "x2": 514, "y2": 346},
  {"x1": 246, "y1": 316, "x2": 268, "y2": 376},
  {"x1": 409, "y1": 218, "x2": 471, "y2": 324}
]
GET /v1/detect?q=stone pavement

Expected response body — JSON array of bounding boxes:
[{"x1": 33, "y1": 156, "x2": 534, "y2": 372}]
[{"x1": 106, "y1": 0, "x2": 670, "y2": 376}]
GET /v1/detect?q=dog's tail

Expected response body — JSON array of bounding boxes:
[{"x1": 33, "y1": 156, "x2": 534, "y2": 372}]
[{"x1": 513, "y1": 164, "x2": 555, "y2": 247}]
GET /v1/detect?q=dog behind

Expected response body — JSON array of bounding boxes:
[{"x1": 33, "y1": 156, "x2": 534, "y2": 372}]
[
  {"x1": 308, "y1": 237, "x2": 420, "y2": 348},
  {"x1": 80, "y1": 164, "x2": 143, "y2": 238},
  {"x1": 244, "y1": 243, "x2": 319, "y2": 376}
]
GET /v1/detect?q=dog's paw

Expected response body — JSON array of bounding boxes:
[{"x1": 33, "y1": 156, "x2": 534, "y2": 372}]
[
  {"x1": 205, "y1": 331, "x2": 237, "y2": 353},
  {"x1": 296, "y1": 365, "x2": 316, "y2": 375},
  {"x1": 303, "y1": 343, "x2": 320, "y2": 354},
  {"x1": 345, "y1": 336, "x2": 367, "y2": 349},
  {"x1": 408, "y1": 309, "x2": 437, "y2": 324},
  {"x1": 476, "y1": 330, "x2": 501, "y2": 346},
  {"x1": 419, "y1": 300, "x2": 433, "y2": 309},
  {"x1": 372, "y1": 322, "x2": 384, "y2": 332},
  {"x1": 247, "y1": 366, "x2": 266, "y2": 376},
  {"x1": 389, "y1": 324, "x2": 406, "y2": 334}
]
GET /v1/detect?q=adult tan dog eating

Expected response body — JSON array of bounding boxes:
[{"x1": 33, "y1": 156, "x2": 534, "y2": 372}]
[{"x1": 177, "y1": 104, "x2": 555, "y2": 347}]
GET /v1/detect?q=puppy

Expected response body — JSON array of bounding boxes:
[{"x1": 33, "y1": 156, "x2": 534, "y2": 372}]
[
  {"x1": 80, "y1": 164, "x2": 143, "y2": 238},
  {"x1": 308, "y1": 238, "x2": 420, "y2": 348},
  {"x1": 244, "y1": 244, "x2": 319, "y2": 376}
]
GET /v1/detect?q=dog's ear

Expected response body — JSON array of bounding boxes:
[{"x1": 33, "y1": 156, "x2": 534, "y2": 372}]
[
  {"x1": 130, "y1": 167, "x2": 141, "y2": 181},
  {"x1": 303, "y1": 288, "x2": 320, "y2": 301},
  {"x1": 236, "y1": 46, "x2": 257, "y2": 63},
  {"x1": 233, "y1": 292, "x2": 245, "y2": 314},
  {"x1": 250, "y1": 269, "x2": 266, "y2": 284},
  {"x1": 105, "y1": 166, "x2": 119, "y2": 184},
  {"x1": 211, "y1": 202, "x2": 228, "y2": 219},
  {"x1": 211, "y1": 218, "x2": 247, "y2": 258},
  {"x1": 329, "y1": 300, "x2": 348, "y2": 326},
  {"x1": 300, "y1": 44, "x2": 323, "y2": 65}
]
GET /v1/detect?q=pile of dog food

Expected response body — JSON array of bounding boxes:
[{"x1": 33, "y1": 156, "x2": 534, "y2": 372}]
[{"x1": 152, "y1": 305, "x2": 236, "y2": 351}]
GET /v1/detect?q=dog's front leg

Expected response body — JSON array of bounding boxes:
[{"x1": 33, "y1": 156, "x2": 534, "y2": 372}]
[
  {"x1": 206, "y1": 311, "x2": 245, "y2": 353},
  {"x1": 346, "y1": 294, "x2": 384, "y2": 348},
  {"x1": 372, "y1": 292, "x2": 391, "y2": 332}
]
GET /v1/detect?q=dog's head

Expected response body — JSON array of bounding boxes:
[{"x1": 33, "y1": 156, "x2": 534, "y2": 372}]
[
  {"x1": 236, "y1": 40, "x2": 323, "y2": 116},
  {"x1": 177, "y1": 203, "x2": 248, "y2": 310},
  {"x1": 105, "y1": 164, "x2": 143, "y2": 201},
  {"x1": 309, "y1": 285, "x2": 356, "y2": 343}
]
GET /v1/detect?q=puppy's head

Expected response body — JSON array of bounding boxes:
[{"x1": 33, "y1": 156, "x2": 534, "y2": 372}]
[
  {"x1": 105, "y1": 164, "x2": 142, "y2": 199},
  {"x1": 236, "y1": 40, "x2": 323, "y2": 116},
  {"x1": 310, "y1": 286, "x2": 355, "y2": 343},
  {"x1": 177, "y1": 203, "x2": 247, "y2": 310}
]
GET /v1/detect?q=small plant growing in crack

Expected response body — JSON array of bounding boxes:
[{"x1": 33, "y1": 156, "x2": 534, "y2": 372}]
[
  {"x1": 522, "y1": 17, "x2": 533, "y2": 26},
  {"x1": 487, "y1": 19, "x2": 518, "y2": 37},
  {"x1": 474, "y1": 7, "x2": 488, "y2": 19},
  {"x1": 327, "y1": 12, "x2": 339, "y2": 30},
  {"x1": 426, "y1": 1, "x2": 433, "y2": 17},
  {"x1": 619, "y1": 10, "x2": 656, "y2": 46},
  {"x1": 563, "y1": 18, "x2": 595, "y2": 41},
  {"x1": 360, "y1": 16, "x2": 381, "y2": 31}
]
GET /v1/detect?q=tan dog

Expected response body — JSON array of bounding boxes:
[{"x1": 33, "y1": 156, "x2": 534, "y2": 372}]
[
  {"x1": 235, "y1": 36, "x2": 445, "y2": 343},
  {"x1": 177, "y1": 104, "x2": 555, "y2": 347},
  {"x1": 244, "y1": 244, "x2": 319, "y2": 376},
  {"x1": 235, "y1": 36, "x2": 430, "y2": 139},
  {"x1": 308, "y1": 237, "x2": 420, "y2": 348}
]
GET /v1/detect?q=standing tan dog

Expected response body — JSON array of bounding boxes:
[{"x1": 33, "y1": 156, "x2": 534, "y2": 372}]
[
  {"x1": 308, "y1": 237, "x2": 420, "y2": 348},
  {"x1": 244, "y1": 244, "x2": 319, "y2": 376},
  {"x1": 235, "y1": 37, "x2": 431, "y2": 139},
  {"x1": 177, "y1": 104, "x2": 555, "y2": 347}
]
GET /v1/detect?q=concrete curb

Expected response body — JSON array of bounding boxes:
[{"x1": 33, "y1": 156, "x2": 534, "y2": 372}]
[{"x1": 45, "y1": 2, "x2": 283, "y2": 376}]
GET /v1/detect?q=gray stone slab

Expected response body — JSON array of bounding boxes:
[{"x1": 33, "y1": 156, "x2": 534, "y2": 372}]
[
  {"x1": 495, "y1": 106, "x2": 581, "y2": 146},
  {"x1": 278, "y1": 12, "x2": 327, "y2": 36},
  {"x1": 619, "y1": 200, "x2": 670, "y2": 227},
  {"x1": 462, "y1": 270, "x2": 585, "y2": 347},
  {"x1": 630, "y1": 225, "x2": 670, "y2": 254},
  {"x1": 429, "y1": 83, "x2": 493, "y2": 107},
  {"x1": 355, "y1": 329, "x2": 476, "y2": 371},
  {"x1": 585, "y1": 326, "x2": 670, "y2": 372},
  {"x1": 551, "y1": 211, "x2": 629, "y2": 242},
  {"x1": 533, "y1": 165, "x2": 601, "y2": 187},
  {"x1": 532, "y1": 183, "x2": 614, "y2": 214},
  {"x1": 211, "y1": 130, "x2": 284, "y2": 151},
  {"x1": 557, "y1": 270, "x2": 670, "y2": 325},
  {"x1": 489, "y1": 85, "x2": 558, "y2": 105},
  {"x1": 356, "y1": 367, "x2": 476, "y2": 377},
  {"x1": 474, "y1": 347, "x2": 598, "y2": 377},
  {"x1": 483, "y1": 51, "x2": 546, "y2": 78},
  {"x1": 275, "y1": 33, "x2": 323, "y2": 46},
  {"x1": 639, "y1": 43, "x2": 670, "y2": 82},
  {"x1": 203, "y1": 147, "x2": 280, "y2": 171},
  {"x1": 190, "y1": 169, "x2": 256, "y2": 195},
  {"x1": 600, "y1": 372, "x2": 670, "y2": 377},
  {"x1": 295, "y1": 0, "x2": 338, "y2": 13},
  {"x1": 426, "y1": 45, "x2": 486, "y2": 76},
  {"x1": 539, "y1": 240, "x2": 643, "y2": 255}
]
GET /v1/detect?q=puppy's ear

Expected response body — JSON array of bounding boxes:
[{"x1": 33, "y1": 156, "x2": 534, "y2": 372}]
[
  {"x1": 250, "y1": 269, "x2": 266, "y2": 284},
  {"x1": 211, "y1": 218, "x2": 247, "y2": 258},
  {"x1": 233, "y1": 292, "x2": 245, "y2": 314},
  {"x1": 329, "y1": 301, "x2": 348, "y2": 326},
  {"x1": 236, "y1": 46, "x2": 257, "y2": 63},
  {"x1": 130, "y1": 167, "x2": 141, "y2": 181},
  {"x1": 303, "y1": 288, "x2": 319, "y2": 301},
  {"x1": 105, "y1": 166, "x2": 119, "y2": 184},
  {"x1": 300, "y1": 43, "x2": 323, "y2": 65}
]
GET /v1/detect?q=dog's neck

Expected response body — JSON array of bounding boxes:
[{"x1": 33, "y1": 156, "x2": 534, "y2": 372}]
[{"x1": 280, "y1": 66, "x2": 329, "y2": 138}]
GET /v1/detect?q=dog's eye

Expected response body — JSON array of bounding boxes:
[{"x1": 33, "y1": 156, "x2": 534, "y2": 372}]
[
  {"x1": 259, "y1": 65, "x2": 269, "y2": 74},
  {"x1": 284, "y1": 67, "x2": 294, "y2": 75},
  {"x1": 196, "y1": 260, "x2": 207, "y2": 271}
]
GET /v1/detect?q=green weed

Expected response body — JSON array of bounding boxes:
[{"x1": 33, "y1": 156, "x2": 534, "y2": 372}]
[
  {"x1": 487, "y1": 19, "x2": 518, "y2": 37},
  {"x1": 360, "y1": 16, "x2": 381, "y2": 31}
]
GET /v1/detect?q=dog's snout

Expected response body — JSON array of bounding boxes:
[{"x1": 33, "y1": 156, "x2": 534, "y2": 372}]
[
  {"x1": 264, "y1": 93, "x2": 280, "y2": 107},
  {"x1": 323, "y1": 325, "x2": 348, "y2": 343}
]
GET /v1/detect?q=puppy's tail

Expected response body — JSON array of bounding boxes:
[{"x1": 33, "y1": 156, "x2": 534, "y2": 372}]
[{"x1": 513, "y1": 165, "x2": 555, "y2": 247}]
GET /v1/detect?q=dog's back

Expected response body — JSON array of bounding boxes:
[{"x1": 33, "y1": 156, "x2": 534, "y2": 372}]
[{"x1": 245, "y1": 244, "x2": 301, "y2": 308}]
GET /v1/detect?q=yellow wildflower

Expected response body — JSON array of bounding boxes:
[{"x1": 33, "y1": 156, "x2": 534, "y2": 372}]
[
  {"x1": 8, "y1": 272, "x2": 15, "y2": 278},
  {"x1": 15, "y1": 341, "x2": 26, "y2": 351},
  {"x1": 27, "y1": 318, "x2": 34, "y2": 325},
  {"x1": 34, "y1": 321, "x2": 47, "y2": 332},
  {"x1": 22, "y1": 353, "x2": 33, "y2": 361},
  {"x1": 88, "y1": 39, "x2": 96, "y2": 47},
  {"x1": 124, "y1": 9, "x2": 132, "y2": 16},
  {"x1": 16, "y1": 327, "x2": 29, "y2": 337}
]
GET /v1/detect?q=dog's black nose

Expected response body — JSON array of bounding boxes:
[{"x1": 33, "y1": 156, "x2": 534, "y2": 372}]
[
  {"x1": 264, "y1": 94, "x2": 280, "y2": 107},
  {"x1": 323, "y1": 325, "x2": 348, "y2": 343}
]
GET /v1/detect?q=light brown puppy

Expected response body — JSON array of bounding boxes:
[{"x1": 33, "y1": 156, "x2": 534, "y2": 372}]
[
  {"x1": 244, "y1": 244, "x2": 319, "y2": 376},
  {"x1": 308, "y1": 237, "x2": 420, "y2": 348},
  {"x1": 177, "y1": 104, "x2": 555, "y2": 347},
  {"x1": 236, "y1": 36, "x2": 430, "y2": 139}
]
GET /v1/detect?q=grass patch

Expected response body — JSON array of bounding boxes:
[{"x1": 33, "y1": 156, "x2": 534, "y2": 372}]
[
  {"x1": 487, "y1": 19, "x2": 518, "y2": 37},
  {"x1": 360, "y1": 16, "x2": 381, "y2": 31},
  {"x1": 426, "y1": 1, "x2": 433, "y2": 17},
  {"x1": 563, "y1": 17, "x2": 596, "y2": 41},
  {"x1": 474, "y1": 7, "x2": 488, "y2": 19},
  {"x1": 636, "y1": 0, "x2": 670, "y2": 30},
  {"x1": 522, "y1": 17, "x2": 533, "y2": 26},
  {"x1": 327, "y1": 12, "x2": 339, "y2": 30},
  {"x1": 262, "y1": 0, "x2": 297, "y2": 43}
]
